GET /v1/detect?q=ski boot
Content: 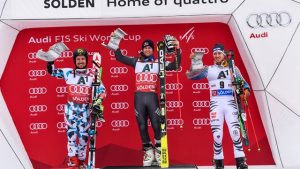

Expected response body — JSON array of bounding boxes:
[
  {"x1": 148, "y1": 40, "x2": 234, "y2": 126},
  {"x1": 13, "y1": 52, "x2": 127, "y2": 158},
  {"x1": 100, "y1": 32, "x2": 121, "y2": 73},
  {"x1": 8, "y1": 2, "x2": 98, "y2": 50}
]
[
  {"x1": 236, "y1": 157, "x2": 248, "y2": 169},
  {"x1": 78, "y1": 160, "x2": 87, "y2": 169},
  {"x1": 212, "y1": 159, "x2": 224, "y2": 169},
  {"x1": 153, "y1": 146, "x2": 161, "y2": 166},
  {"x1": 67, "y1": 156, "x2": 79, "y2": 169},
  {"x1": 143, "y1": 146, "x2": 154, "y2": 166}
]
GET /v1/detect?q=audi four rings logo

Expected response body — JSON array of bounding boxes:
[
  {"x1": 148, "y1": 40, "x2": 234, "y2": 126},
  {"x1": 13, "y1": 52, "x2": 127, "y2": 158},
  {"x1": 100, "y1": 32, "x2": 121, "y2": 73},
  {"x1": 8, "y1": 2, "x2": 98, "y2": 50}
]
[
  {"x1": 56, "y1": 86, "x2": 67, "y2": 94},
  {"x1": 136, "y1": 73, "x2": 158, "y2": 82},
  {"x1": 29, "y1": 87, "x2": 47, "y2": 95},
  {"x1": 192, "y1": 101, "x2": 210, "y2": 108},
  {"x1": 56, "y1": 104, "x2": 65, "y2": 111},
  {"x1": 166, "y1": 66, "x2": 182, "y2": 72},
  {"x1": 110, "y1": 67, "x2": 128, "y2": 74},
  {"x1": 166, "y1": 101, "x2": 183, "y2": 108},
  {"x1": 111, "y1": 102, "x2": 129, "y2": 109},
  {"x1": 166, "y1": 83, "x2": 183, "y2": 90},
  {"x1": 193, "y1": 118, "x2": 210, "y2": 126},
  {"x1": 28, "y1": 70, "x2": 47, "y2": 77},
  {"x1": 59, "y1": 51, "x2": 73, "y2": 58},
  {"x1": 167, "y1": 119, "x2": 184, "y2": 126},
  {"x1": 56, "y1": 122, "x2": 66, "y2": 129},
  {"x1": 109, "y1": 49, "x2": 128, "y2": 57},
  {"x1": 247, "y1": 12, "x2": 291, "y2": 28},
  {"x1": 68, "y1": 85, "x2": 90, "y2": 94},
  {"x1": 111, "y1": 120, "x2": 130, "y2": 128},
  {"x1": 96, "y1": 121, "x2": 102, "y2": 128},
  {"x1": 29, "y1": 123, "x2": 48, "y2": 130},
  {"x1": 110, "y1": 85, "x2": 128, "y2": 92},
  {"x1": 29, "y1": 105, "x2": 47, "y2": 112},
  {"x1": 192, "y1": 83, "x2": 209, "y2": 90},
  {"x1": 27, "y1": 52, "x2": 37, "y2": 59},
  {"x1": 191, "y1": 48, "x2": 209, "y2": 54}
]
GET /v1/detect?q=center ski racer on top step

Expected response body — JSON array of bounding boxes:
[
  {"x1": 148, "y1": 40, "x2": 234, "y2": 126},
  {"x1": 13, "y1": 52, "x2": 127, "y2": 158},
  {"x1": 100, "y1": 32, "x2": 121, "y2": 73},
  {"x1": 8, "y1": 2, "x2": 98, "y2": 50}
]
[{"x1": 104, "y1": 30, "x2": 181, "y2": 166}]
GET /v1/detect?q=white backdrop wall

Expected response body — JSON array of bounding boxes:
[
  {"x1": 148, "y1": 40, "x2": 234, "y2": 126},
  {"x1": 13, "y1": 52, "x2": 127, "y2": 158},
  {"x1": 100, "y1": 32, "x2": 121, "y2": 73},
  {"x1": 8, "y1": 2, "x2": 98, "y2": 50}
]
[{"x1": 1, "y1": 0, "x2": 300, "y2": 168}]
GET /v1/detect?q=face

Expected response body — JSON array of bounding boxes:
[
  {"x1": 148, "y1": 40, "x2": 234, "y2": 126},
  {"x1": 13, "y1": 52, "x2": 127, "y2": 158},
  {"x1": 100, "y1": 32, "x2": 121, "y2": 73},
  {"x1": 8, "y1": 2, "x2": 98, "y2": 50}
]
[
  {"x1": 142, "y1": 46, "x2": 153, "y2": 57},
  {"x1": 75, "y1": 56, "x2": 87, "y2": 68},
  {"x1": 213, "y1": 51, "x2": 226, "y2": 65}
]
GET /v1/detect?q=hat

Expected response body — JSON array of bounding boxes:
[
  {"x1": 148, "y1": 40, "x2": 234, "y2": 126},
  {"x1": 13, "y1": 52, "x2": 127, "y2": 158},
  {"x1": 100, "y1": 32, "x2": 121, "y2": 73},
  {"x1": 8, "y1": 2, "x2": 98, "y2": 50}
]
[
  {"x1": 142, "y1": 39, "x2": 154, "y2": 50},
  {"x1": 73, "y1": 48, "x2": 88, "y2": 67},
  {"x1": 212, "y1": 43, "x2": 225, "y2": 54}
]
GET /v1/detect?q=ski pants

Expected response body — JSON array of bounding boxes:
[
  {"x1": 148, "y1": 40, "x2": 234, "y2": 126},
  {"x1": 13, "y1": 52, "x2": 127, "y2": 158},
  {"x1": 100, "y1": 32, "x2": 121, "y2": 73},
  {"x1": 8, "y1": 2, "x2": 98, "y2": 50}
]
[
  {"x1": 209, "y1": 97, "x2": 245, "y2": 160},
  {"x1": 64, "y1": 102, "x2": 90, "y2": 160},
  {"x1": 134, "y1": 92, "x2": 161, "y2": 148}
]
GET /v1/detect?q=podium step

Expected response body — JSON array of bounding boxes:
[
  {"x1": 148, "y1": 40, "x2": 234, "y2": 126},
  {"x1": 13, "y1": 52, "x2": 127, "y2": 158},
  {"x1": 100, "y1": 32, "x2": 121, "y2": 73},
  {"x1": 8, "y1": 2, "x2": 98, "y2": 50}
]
[{"x1": 103, "y1": 165, "x2": 197, "y2": 169}]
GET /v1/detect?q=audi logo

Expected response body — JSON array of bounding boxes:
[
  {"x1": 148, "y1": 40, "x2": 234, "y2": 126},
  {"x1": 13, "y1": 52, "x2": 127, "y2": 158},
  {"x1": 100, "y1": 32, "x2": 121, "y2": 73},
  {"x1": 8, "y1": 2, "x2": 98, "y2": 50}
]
[
  {"x1": 192, "y1": 83, "x2": 209, "y2": 90},
  {"x1": 68, "y1": 85, "x2": 90, "y2": 94},
  {"x1": 111, "y1": 102, "x2": 129, "y2": 109},
  {"x1": 165, "y1": 83, "x2": 183, "y2": 90},
  {"x1": 29, "y1": 87, "x2": 47, "y2": 95},
  {"x1": 111, "y1": 120, "x2": 130, "y2": 128},
  {"x1": 28, "y1": 70, "x2": 47, "y2": 77},
  {"x1": 56, "y1": 86, "x2": 67, "y2": 94},
  {"x1": 96, "y1": 121, "x2": 102, "y2": 128},
  {"x1": 27, "y1": 52, "x2": 37, "y2": 60},
  {"x1": 59, "y1": 51, "x2": 73, "y2": 58},
  {"x1": 136, "y1": 73, "x2": 158, "y2": 83},
  {"x1": 167, "y1": 119, "x2": 184, "y2": 126},
  {"x1": 193, "y1": 118, "x2": 210, "y2": 126},
  {"x1": 166, "y1": 66, "x2": 182, "y2": 72},
  {"x1": 56, "y1": 104, "x2": 65, "y2": 111},
  {"x1": 166, "y1": 101, "x2": 183, "y2": 108},
  {"x1": 29, "y1": 105, "x2": 47, "y2": 112},
  {"x1": 110, "y1": 85, "x2": 128, "y2": 92},
  {"x1": 192, "y1": 101, "x2": 210, "y2": 108},
  {"x1": 247, "y1": 12, "x2": 291, "y2": 28},
  {"x1": 109, "y1": 49, "x2": 128, "y2": 56},
  {"x1": 191, "y1": 48, "x2": 209, "y2": 54},
  {"x1": 56, "y1": 122, "x2": 66, "y2": 129},
  {"x1": 29, "y1": 123, "x2": 48, "y2": 130},
  {"x1": 110, "y1": 67, "x2": 128, "y2": 74}
]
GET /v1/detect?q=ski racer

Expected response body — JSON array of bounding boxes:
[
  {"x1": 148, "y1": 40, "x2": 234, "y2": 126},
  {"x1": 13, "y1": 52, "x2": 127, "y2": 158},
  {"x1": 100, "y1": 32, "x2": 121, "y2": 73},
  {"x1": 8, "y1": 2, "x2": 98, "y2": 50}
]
[
  {"x1": 47, "y1": 48, "x2": 106, "y2": 169},
  {"x1": 186, "y1": 43, "x2": 249, "y2": 169},
  {"x1": 107, "y1": 34, "x2": 181, "y2": 166}
]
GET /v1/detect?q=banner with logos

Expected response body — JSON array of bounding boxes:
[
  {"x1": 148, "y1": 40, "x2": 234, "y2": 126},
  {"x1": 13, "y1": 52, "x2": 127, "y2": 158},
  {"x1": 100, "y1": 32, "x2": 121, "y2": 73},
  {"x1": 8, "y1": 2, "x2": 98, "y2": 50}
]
[{"x1": 1, "y1": 23, "x2": 274, "y2": 168}]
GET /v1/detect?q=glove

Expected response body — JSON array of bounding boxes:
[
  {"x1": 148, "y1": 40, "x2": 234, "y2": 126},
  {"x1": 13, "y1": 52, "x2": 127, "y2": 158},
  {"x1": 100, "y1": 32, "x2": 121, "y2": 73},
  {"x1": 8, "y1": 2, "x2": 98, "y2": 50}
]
[
  {"x1": 47, "y1": 61, "x2": 54, "y2": 74},
  {"x1": 240, "y1": 88, "x2": 250, "y2": 102},
  {"x1": 92, "y1": 105, "x2": 105, "y2": 122}
]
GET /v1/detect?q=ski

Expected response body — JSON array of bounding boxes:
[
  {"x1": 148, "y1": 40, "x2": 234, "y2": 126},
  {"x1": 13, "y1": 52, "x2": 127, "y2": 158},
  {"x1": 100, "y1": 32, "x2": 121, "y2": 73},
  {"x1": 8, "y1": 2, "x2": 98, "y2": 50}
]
[
  {"x1": 227, "y1": 50, "x2": 249, "y2": 147},
  {"x1": 158, "y1": 41, "x2": 169, "y2": 168},
  {"x1": 88, "y1": 52, "x2": 102, "y2": 169}
]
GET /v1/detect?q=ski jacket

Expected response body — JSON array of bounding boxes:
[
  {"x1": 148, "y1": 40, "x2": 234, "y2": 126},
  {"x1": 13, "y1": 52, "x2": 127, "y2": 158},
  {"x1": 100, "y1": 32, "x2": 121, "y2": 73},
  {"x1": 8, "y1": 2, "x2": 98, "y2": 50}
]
[
  {"x1": 186, "y1": 65, "x2": 250, "y2": 98},
  {"x1": 114, "y1": 48, "x2": 181, "y2": 93},
  {"x1": 48, "y1": 64, "x2": 106, "y2": 105}
]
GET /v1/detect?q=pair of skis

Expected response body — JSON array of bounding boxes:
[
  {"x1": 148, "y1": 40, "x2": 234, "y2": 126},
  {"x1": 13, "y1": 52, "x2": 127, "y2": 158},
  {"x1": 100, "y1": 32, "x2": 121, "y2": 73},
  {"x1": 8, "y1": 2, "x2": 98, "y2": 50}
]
[
  {"x1": 227, "y1": 51, "x2": 249, "y2": 147},
  {"x1": 87, "y1": 53, "x2": 103, "y2": 169}
]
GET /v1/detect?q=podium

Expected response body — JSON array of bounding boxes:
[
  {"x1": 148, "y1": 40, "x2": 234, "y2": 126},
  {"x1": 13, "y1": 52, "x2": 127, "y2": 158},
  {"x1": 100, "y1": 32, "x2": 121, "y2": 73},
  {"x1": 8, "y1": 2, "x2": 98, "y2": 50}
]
[{"x1": 103, "y1": 165, "x2": 198, "y2": 169}]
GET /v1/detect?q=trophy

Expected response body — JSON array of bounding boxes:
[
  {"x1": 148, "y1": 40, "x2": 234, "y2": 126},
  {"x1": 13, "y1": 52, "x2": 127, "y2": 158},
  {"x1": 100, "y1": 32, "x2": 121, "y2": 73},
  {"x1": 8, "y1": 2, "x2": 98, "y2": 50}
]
[
  {"x1": 36, "y1": 42, "x2": 69, "y2": 62},
  {"x1": 191, "y1": 49, "x2": 204, "y2": 70},
  {"x1": 102, "y1": 28, "x2": 127, "y2": 51},
  {"x1": 164, "y1": 34, "x2": 176, "y2": 54}
]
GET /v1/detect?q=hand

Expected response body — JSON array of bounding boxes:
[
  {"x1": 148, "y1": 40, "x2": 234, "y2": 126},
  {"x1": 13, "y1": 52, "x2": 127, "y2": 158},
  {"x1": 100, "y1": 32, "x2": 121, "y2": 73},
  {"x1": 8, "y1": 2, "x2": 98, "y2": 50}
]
[
  {"x1": 190, "y1": 52, "x2": 195, "y2": 59},
  {"x1": 173, "y1": 39, "x2": 180, "y2": 49},
  {"x1": 92, "y1": 105, "x2": 105, "y2": 122},
  {"x1": 240, "y1": 89, "x2": 250, "y2": 102}
]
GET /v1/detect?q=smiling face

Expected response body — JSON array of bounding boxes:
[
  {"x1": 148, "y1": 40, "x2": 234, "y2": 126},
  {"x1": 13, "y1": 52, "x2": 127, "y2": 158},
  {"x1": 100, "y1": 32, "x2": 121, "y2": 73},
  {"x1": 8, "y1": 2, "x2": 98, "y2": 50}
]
[
  {"x1": 142, "y1": 46, "x2": 154, "y2": 57},
  {"x1": 213, "y1": 51, "x2": 226, "y2": 65},
  {"x1": 75, "y1": 55, "x2": 87, "y2": 69}
]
